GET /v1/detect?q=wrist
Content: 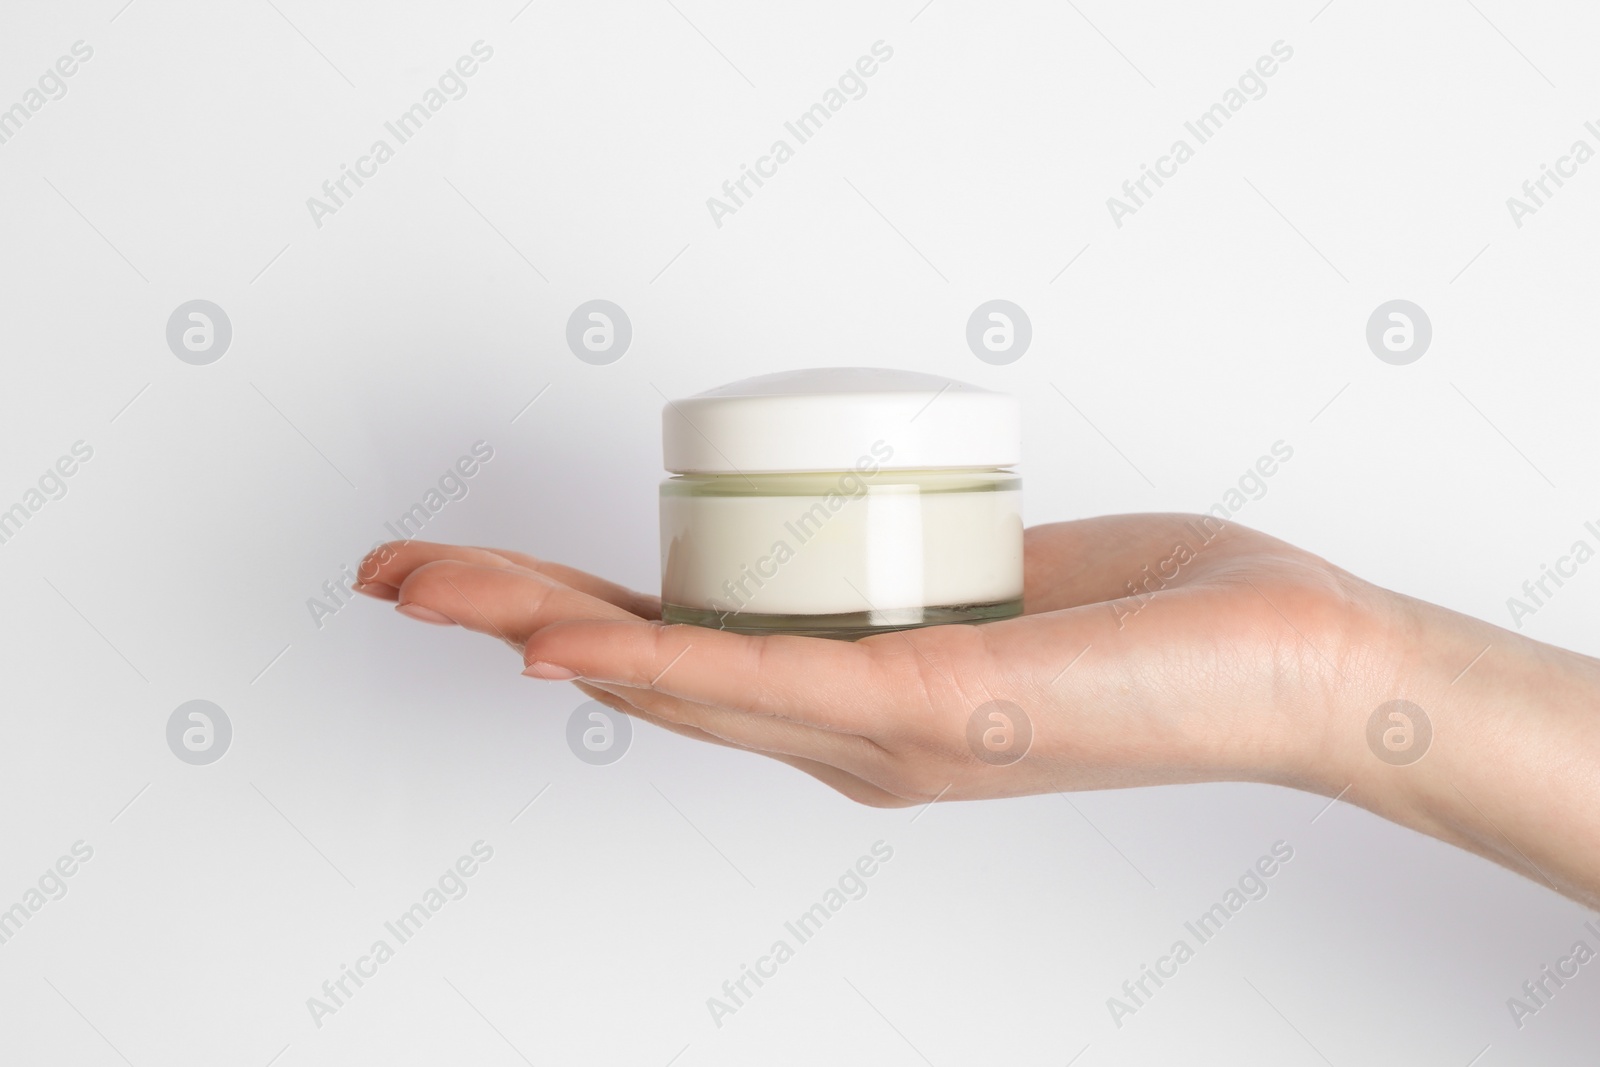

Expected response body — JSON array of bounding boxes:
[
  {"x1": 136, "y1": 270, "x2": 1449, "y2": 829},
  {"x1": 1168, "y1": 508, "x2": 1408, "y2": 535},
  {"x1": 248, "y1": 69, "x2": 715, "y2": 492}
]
[
  {"x1": 1329, "y1": 591, "x2": 1600, "y2": 903},
  {"x1": 1238, "y1": 574, "x2": 1418, "y2": 797}
]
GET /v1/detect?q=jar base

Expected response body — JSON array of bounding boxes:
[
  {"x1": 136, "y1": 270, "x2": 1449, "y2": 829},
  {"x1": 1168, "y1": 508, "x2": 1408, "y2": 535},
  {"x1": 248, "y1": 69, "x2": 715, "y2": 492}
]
[{"x1": 659, "y1": 599, "x2": 1023, "y2": 640}]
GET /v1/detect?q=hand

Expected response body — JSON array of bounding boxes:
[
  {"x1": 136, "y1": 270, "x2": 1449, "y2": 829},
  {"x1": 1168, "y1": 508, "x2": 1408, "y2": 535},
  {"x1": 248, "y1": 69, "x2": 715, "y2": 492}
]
[
  {"x1": 354, "y1": 515, "x2": 1394, "y2": 806},
  {"x1": 357, "y1": 515, "x2": 1600, "y2": 906}
]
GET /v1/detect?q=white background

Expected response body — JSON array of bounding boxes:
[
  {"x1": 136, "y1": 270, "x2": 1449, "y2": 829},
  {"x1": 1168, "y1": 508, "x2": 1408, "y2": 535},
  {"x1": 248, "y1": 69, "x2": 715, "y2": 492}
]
[{"x1": 1, "y1": 0, "x2": 1598, "y2": 1063}]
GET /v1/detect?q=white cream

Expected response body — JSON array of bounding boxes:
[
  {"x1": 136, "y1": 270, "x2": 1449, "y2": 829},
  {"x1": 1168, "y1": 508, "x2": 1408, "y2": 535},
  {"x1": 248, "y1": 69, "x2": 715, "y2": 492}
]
[{"x1": 661, "y1": 482, "x2": 1023, "y2": 617}]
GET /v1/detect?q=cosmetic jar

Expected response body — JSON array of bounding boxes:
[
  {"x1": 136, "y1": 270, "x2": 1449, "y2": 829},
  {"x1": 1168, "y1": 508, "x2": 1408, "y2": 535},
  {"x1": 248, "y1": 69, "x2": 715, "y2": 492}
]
[{"x1": 659, "y1": 368, "x2": 1023, "y2": 638}]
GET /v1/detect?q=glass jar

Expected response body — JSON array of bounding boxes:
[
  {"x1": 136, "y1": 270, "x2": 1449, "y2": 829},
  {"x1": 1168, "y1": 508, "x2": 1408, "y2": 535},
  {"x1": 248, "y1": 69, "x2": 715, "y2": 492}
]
[{"x1": 659, "y1": 368, "x2": 1023, "y2": 638}]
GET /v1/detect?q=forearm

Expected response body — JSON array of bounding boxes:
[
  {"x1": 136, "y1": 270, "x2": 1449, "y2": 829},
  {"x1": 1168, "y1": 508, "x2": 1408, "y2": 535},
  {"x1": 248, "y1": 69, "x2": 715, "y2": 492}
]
[{"x1": 1337, "y1": 595, "x2": 1600, "y2": 907}]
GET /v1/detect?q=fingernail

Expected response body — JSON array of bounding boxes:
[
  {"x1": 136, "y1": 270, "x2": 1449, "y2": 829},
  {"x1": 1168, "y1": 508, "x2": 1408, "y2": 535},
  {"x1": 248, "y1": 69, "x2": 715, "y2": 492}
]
[
  {"x1": 396, "y1": 603, "x2": 457, "y2": 626},
  {"x1": 353, "y1": 580, "x2": 399, "y2": 600},
  {"x1": 523, "y1": 661, "x2": 579, "y2": 680}
]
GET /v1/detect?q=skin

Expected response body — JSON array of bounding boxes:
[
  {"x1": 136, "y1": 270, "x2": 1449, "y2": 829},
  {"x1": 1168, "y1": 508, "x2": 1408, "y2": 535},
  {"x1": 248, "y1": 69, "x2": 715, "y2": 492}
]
[{"x1": 355, "y1": 514, "x2": 1600, "y2": 908}]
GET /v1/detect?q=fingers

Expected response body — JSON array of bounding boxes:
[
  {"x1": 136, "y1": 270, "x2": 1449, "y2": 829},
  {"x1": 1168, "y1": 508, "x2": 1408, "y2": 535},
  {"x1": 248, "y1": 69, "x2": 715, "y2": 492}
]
[
  {"x1": 574, "y1": 674, "x2": 888, "y2": 774},
  {"x1": 360, "y1": 540, "x2": 661, "y2": 619},
  {"x1": 394, "y1": 560, "x2": 635, "y2": 648},
  {"x1": 523, "y1": 619, "x2": 901, "y2": 736},
  {"x1": 357, "y1": 542, "x2": 518, "y2": 596},
  {"x1": 386, "y1": 551, "x2": 906, "y2": 792},
  {"x1": 574, "y1": 683, "x2": 912, "y2": 808},
  {"x1": 465, "y1": 547, "x2": 661, "y2": 619}
]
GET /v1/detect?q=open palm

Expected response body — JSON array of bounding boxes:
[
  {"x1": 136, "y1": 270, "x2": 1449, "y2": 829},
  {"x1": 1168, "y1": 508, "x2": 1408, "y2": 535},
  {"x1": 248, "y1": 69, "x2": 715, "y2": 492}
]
[{"x1": 359, "y1": 514, "x2": 1394, "y2": 807}]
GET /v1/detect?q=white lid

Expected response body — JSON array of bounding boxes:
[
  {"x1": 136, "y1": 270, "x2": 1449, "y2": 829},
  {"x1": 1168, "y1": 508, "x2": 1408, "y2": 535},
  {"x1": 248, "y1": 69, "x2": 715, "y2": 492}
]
[{"x1": 662, "y1": 368, "x2": 1020, "y2": 473}]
